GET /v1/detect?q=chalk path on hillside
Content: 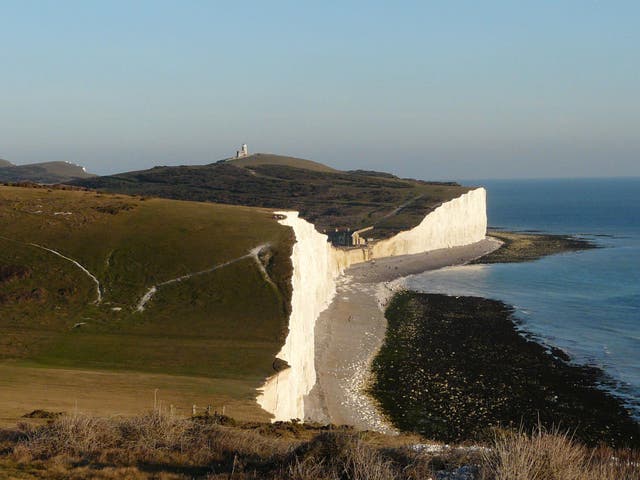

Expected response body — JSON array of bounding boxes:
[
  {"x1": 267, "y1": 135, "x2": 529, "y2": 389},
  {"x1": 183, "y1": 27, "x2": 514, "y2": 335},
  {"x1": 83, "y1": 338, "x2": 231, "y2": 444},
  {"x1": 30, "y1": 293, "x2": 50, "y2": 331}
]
[
  {"x1": 305, "y1": 237, "x2": 502, "y2": 434},
  {"x1": 0, "y1": 235, "x2": 103, "y2": 305},
  {"x1": 136, "y1": 244, "x2": 272, "y2": 312},
  {"x1": 28, "y1": 243, "x2": 103, "y2": 304}
]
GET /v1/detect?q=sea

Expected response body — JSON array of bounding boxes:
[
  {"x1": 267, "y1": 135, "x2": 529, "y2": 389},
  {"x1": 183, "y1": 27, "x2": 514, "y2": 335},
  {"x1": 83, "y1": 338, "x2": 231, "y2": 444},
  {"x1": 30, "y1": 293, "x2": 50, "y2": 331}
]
[{"x1": 407, "y1": 178, "x2": 640, "y2": 417}]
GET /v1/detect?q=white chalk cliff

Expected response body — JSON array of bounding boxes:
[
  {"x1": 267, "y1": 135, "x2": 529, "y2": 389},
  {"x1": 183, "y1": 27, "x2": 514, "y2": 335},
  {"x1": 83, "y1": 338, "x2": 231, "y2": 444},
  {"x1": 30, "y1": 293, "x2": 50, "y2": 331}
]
[{"x1": 257, "y1": 187, "x2": 487, "y2": 421}]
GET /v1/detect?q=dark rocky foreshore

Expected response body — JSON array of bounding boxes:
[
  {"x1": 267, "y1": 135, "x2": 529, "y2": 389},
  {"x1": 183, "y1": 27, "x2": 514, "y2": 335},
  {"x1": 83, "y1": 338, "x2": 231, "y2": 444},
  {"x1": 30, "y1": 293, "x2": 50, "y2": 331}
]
[
  {"x1": 474, "y1": 230, "x2": 597, "y2": 264},
  {"x1": 369, "y1": 292, "x2": 640, "y2": 448}
]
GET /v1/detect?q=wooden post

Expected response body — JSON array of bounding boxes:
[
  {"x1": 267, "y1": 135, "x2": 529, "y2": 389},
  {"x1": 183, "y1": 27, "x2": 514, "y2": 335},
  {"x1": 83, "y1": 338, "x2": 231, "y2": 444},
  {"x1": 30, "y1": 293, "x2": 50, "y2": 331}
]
[
  {"x1": 230, "y1": 454, "x2": 238, "y2": 478},
  {"x1": 192, "y1": 404, "x2": 197, "y2": 416}
]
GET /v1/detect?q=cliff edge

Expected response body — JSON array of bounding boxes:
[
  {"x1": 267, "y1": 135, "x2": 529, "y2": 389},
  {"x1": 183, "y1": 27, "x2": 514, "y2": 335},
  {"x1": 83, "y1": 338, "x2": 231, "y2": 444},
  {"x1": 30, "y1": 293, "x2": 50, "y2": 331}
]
[{"x1": 257, "y1": 188, "x2": 487, "y2": 421}]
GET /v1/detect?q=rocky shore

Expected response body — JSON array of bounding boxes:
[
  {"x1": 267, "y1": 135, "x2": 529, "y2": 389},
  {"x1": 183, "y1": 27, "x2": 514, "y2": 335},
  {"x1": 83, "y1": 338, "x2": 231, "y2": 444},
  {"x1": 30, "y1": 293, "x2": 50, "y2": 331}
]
[
  {"x1": 369, "y1": 291, "x2": 640, "y2": 448},
  {"x1": 475, "y1": 229, "x2": 597, "y2": 264}
]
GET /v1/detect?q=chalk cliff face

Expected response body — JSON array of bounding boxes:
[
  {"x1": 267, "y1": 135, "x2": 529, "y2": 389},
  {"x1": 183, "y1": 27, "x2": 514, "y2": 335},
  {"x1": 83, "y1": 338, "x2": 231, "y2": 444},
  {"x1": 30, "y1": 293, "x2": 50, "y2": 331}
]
[
  {"x1": 256, "y1": 212, "x2": 350, "y2": 420},
  {"x1": 257, "y1": 188, "x2": 487, "y2": 421},
  {"x1": 371, "y1": 187, "x2": 487, "y2": 257}
]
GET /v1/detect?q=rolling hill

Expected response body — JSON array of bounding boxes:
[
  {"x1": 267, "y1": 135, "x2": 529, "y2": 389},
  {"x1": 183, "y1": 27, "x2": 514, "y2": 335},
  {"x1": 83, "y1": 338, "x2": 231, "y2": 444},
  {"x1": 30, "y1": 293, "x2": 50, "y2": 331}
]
[
  {"x1": 0, "y1": 159, "x2": 13, "y2": 168},
  {"x1": 0, "y1": 184, "x2": 293, "y2": 423},
  {"x1": 0, "y1": 161, "x2": 96, "y2": 183},
  {"x1": 72, "y1": 154, "x2": 471, "y2": 241},
  {"x1": 227, "y1": 153, "x2": 338, "y2": 172}
]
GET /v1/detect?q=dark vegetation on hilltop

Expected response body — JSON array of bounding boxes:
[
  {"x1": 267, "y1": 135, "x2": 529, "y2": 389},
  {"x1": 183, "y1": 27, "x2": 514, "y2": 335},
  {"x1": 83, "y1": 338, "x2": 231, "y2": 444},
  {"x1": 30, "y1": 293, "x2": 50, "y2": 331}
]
[
  {"x1": 370, "y1": 292, "x2": 640, "y2": 448},
  {"x1": 70, "y1": 154, "x2": 471, "y2": 239}
]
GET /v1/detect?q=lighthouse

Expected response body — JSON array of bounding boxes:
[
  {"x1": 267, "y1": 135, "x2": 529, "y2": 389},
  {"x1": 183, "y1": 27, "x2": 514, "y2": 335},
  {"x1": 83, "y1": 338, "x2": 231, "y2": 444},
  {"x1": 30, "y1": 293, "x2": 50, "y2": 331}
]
[{"x1": 235, "y1": 144, "x2": 249, "y2": 159}]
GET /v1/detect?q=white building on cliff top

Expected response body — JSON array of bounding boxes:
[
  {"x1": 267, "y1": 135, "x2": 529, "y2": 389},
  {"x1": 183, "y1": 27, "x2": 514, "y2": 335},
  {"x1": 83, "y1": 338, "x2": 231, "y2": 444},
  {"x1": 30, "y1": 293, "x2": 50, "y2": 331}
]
[{"x1": 235, "y1": 144, "x2": 248, "y2": 159}]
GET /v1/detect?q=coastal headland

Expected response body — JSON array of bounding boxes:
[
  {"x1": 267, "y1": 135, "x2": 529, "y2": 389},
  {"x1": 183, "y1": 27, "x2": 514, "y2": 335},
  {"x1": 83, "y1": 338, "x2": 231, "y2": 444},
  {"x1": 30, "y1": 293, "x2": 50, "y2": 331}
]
[
  {"x1": 1, "y1": 160, "x2": 638, "y2": 477},
  {"x1": 306, "y1": 238, "x2": 502, "y2": 432},
  {"x1": 1, "y1": 156, "x2": 488, "y2": 427},
  {"x1": 2, "y1": 159, "x2": 629, "y2": 449},
  {"x1": 302, "y1": 228, "x2": 618, "y2": 443},
  {"x1": 256, "y1": 188, "x2": 489, "y2": 422}
]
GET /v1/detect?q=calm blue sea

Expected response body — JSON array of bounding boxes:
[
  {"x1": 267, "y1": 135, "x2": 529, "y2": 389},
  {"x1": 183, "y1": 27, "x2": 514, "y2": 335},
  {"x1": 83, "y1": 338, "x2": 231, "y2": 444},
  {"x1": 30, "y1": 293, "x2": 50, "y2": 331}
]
[{"x1": 407, "y1": 178, "x2": 640, "y2": 416}]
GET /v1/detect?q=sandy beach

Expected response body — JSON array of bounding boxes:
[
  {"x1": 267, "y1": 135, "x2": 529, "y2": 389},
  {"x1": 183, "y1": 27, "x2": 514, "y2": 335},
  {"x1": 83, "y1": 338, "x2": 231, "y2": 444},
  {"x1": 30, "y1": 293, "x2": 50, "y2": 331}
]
[{"x1": 305, "y1": 237, "x2": 502, "y2": 433}]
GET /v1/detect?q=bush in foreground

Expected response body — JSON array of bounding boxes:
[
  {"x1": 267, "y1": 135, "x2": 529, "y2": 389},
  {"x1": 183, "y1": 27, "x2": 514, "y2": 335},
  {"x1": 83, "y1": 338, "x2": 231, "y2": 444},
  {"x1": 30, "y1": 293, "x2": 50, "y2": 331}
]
[{"x1": 482, "y1": 426, "x2": 640, "y2": 480}]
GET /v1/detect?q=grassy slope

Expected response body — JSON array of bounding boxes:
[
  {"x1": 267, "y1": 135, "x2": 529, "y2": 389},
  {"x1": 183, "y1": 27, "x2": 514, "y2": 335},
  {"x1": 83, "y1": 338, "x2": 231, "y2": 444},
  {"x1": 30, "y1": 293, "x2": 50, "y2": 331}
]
[
  {"x1": 227, "y1": 153, "x2": 338, "y2": 172},
  {"x1": 71, "y1": 158, "x2": 471, "y2": 240},
  {"x1": 0, "y1": 159, "x2": 13, "y2": 168},
  {"x1": 0, "y1": 185, "x2": 293, "y2": 422}
]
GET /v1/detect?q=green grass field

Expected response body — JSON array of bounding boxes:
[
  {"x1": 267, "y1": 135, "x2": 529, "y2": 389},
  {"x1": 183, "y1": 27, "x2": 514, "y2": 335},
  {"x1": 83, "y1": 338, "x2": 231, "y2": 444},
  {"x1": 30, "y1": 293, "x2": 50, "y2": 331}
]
[{"x1": 0, "y1": 185, "x2": 293, "y2": 422}]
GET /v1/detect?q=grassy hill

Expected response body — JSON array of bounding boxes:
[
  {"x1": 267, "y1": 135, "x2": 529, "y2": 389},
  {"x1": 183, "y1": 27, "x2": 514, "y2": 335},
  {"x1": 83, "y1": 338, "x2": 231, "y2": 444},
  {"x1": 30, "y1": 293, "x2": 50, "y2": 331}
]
[
  {"x1": 228, "y1": 153, "x2": 338, "y2": 172},
  {"x1": 0, "y1": 185, "x2": 293, "y2": 423},
  {"x1": 0, "y1": 159, "x2": 13, "y2": 168},
  {"x1": 72, "y1": 154, "x2": 471, "y2": 241},
  {"x1": 0, "y1": 161, "x2": 95, "y2": 183}
]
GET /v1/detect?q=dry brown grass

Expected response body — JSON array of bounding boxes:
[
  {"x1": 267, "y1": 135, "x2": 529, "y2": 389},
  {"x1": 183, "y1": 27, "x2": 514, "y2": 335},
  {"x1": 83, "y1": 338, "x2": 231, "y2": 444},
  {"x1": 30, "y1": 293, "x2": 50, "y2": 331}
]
[
  {"x1": 286, "y1": 431, "x2": 397, "y2": 480},
  {"x1": 482, "y1": 425, "x2": 640, "y2": 480},
  {"x1": 0, "y1": 413, "x2": 428, "y2": 479},
  {"x1": 1, "y1": 414, "x2": 639, "y2": 479},
  {"x1": 7, "y1": 411, "x2": 295, "y2": 478}
]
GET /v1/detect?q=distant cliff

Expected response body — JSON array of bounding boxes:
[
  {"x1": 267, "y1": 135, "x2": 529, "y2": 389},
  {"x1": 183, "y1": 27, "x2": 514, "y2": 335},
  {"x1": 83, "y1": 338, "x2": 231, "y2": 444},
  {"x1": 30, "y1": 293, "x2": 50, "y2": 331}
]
[{"x1": 0, "y1": 161, "x2": 95, "y2": 183}]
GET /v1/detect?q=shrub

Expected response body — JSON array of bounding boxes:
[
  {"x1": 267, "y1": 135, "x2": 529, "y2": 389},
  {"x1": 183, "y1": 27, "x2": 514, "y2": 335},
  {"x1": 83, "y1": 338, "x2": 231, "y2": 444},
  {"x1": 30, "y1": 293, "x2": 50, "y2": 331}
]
[{"x1": 482, "y1": 425, "x2": 640, "y2": 480}]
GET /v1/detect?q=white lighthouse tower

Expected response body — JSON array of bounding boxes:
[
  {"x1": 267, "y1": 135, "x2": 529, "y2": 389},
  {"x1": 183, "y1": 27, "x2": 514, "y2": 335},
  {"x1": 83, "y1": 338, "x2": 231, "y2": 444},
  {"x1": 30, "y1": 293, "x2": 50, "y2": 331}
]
[{"x1": 235, "y1": 144, "x2": 249, "y2": 159}]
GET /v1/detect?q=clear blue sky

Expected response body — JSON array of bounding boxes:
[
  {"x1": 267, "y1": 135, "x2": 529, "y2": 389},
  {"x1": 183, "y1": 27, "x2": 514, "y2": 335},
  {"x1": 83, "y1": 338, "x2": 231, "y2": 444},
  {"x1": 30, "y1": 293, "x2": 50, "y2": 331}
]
[{"x1": 1, "y1": 1, "x2": 638, "y2": 179}]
